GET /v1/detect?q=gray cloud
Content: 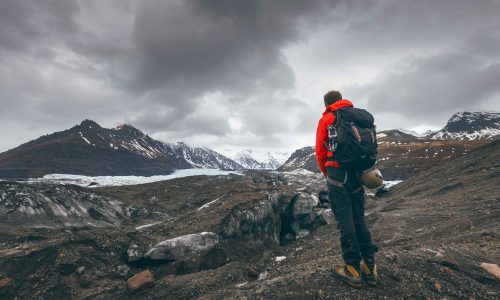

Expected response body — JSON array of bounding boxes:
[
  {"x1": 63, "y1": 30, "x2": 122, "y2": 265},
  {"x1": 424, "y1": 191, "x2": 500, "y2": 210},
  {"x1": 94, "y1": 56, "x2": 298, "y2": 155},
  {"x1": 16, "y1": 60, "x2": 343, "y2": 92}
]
[
  {"x1": 0, "y1": 0, "x2": 79, "y2": 54},
  {"x1": 343, "y1": 31, "x2": 500, "y2": 129},
  {"x1": 0, "y1": 0, "x2": 499, "y2": 153}
]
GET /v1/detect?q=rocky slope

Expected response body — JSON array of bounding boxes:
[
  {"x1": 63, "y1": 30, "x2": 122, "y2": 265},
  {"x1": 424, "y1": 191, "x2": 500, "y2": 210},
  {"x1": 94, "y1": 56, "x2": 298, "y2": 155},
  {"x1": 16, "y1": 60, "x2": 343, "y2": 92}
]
[
  {"x1": 276, "y1": 140, "x2": 489, "y2": 180},
  {"x1": 0, "y1": 120, "x2": 242, "y2": 179},
  {"x1": 376, "y1": 139, "x2": 489, "y2": 180},
  {"x1": 0, "y1": 141, "x2": 498, "y2": 299},
  {"x1": 277, "y1": 146, "x2": 317, "y2": 172},
  {"x1": 430, "y1": 111, "x2": 500, "y2": 140}
]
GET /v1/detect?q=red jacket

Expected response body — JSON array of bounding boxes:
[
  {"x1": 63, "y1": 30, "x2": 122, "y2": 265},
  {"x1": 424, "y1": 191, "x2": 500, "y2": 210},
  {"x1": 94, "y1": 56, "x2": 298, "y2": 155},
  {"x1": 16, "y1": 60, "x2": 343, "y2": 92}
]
[{"x1": 315, "y1": 99, "x2": 354, "y2": 176}]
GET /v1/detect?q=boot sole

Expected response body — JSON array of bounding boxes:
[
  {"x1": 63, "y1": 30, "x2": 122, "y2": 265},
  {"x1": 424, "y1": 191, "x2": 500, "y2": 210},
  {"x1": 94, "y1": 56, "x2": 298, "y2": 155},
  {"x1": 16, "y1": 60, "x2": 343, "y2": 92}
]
[{"x1": 332, "y1": 271, "x2": 362, "y2": 288}]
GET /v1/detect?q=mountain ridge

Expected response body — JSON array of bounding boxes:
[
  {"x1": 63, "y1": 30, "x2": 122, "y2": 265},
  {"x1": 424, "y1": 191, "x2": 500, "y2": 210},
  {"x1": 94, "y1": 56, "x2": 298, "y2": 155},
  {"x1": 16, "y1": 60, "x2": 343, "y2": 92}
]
[
  {"x1": 0, "y1": 120, "x2": 243, "y2": 179},
  {"x1": 278, "y1": 111, "x2": 498, "y2": 178}
]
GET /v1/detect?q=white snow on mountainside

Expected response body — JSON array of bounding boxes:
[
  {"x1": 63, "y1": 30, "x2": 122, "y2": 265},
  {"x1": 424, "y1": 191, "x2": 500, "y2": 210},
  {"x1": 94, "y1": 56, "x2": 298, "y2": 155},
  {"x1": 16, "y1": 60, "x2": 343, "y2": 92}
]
[
  {"x1": 28, "y1": 169, "x2": 243, "y2": 187},
  {"x1": 395, "y1": 128, "x2": 420, "y2": 137},
  {"x1": 75, "y1": 120, "x2": 243, "y2": 170},
  {"x1": 430, "y1": 111, "x2": 500, "y2": 140},
  {"x1": 217, "y1": 149, "x2": 290, "y2": 170}
]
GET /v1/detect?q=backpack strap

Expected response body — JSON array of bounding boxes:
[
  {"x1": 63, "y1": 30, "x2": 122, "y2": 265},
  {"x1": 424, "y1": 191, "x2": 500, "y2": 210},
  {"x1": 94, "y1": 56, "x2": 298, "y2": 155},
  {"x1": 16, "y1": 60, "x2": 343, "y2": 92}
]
[
  {"x1": 329, "y1": 109, "x2": 341, "y2": 127},
  {"x1": 326, "y1": 171, "x2": 348, "y2": 188}
]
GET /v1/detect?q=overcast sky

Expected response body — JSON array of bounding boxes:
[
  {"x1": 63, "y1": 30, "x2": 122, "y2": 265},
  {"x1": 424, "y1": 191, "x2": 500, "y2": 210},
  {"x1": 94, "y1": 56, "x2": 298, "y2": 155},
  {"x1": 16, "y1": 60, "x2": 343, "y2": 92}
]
[{"x1": 1, "y1": 0, "x2": 499, "y2": 154}]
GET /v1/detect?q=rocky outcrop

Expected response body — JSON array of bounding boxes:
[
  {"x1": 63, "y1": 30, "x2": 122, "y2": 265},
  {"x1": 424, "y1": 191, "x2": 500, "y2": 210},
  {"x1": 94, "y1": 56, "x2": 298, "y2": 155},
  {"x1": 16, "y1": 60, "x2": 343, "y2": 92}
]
[
  {"x1": 217, "y1": 190, "x2": 327, "y2": 245},
  {"x1": 217, "y1": 192, "x2": 294, "y2": 243},
  {"x1": 144, "y1": 232, "x2": 219, "y2": 261},
  {"x1": 0, "y1": 182, "x2": 128, "y2": 228}
]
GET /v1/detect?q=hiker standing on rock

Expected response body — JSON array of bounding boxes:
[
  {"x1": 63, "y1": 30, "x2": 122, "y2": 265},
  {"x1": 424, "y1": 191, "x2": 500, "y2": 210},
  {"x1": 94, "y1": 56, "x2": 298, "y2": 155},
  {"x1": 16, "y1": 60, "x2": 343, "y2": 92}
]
[{"x1": 315, "y1": 90, "x2": 381, "y2": 288}]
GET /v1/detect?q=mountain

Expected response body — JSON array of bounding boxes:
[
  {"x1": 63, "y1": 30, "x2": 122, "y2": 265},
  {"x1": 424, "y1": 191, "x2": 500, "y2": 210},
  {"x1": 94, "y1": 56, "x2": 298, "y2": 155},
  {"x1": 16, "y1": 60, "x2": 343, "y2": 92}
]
[
  {"x1": 376, "y1": 129, "x2": 419, "y2": 141},
  {"x1": 429, "y1": 111, "x2": 500, "y2": 140},
  {"x1": 277, "y1": 146, "x2": 317, "y2": 172},
  {"x1": 228, "y1": 149, "x2": 290, "y2": 170},
  {"x1": 0, "y1": 120, "x2": 242, "y2": 179}
]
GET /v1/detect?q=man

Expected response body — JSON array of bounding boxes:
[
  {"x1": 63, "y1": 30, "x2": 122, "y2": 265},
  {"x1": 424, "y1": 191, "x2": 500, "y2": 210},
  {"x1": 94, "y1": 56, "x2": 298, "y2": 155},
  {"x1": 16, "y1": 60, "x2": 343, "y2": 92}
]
[{"x1": 315, "y1": 90, "x2": 378, "y2": 288}]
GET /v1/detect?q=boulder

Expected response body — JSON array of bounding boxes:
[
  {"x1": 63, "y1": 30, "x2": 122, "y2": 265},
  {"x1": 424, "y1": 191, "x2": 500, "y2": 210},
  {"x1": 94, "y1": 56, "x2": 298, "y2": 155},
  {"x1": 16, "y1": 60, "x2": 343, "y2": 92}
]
[
  {"x1": 127, "y1": 270, "x2": 155, "y2": 293},
  {"x1": 480, "y1": 263, "x2": 500, "y2": 280},
  {"x1": 145, "y1": 232, "x2": 219, "y2": 260},
  {"x1": 217, "y1": 192, "x2": 294, "y2": 243}
]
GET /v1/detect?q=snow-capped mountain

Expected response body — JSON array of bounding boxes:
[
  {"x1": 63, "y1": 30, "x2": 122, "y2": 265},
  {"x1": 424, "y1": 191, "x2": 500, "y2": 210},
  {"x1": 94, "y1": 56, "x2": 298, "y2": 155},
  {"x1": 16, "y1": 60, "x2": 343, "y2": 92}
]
[
  {"x1": 220, "y1": 149, "x2": 290, "y2": 170},
  {"x1": 376, "y1": 129, "x2": 418, "y2": 141},
  {"x1": 278, "y1": 110, "x2": 499, "y2": 178},
  {"x1": 277, "y1": 146, "x2": 317, "y2": 172},
  {"x1": 429, "y1": 111, "x2": 500, "y2": 140},
  {"x1": 0, "y1": 120, "x2": 242, "y2": 179},
  {"x1": 171, "y1": 142, "x2": 242, "y2": 170}
]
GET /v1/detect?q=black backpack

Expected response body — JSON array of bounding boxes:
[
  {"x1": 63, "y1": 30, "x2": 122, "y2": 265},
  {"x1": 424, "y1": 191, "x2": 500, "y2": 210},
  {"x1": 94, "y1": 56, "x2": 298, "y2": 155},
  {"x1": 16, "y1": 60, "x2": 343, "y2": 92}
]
[{"x1": 329, "y1": 107, "x2": 378, "y2": 170}]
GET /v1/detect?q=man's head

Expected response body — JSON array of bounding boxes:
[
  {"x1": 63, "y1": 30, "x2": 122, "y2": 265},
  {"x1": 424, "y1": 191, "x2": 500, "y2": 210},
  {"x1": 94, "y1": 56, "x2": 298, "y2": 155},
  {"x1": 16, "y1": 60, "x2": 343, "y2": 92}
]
[{"x1": 324, "y1": 90, "x2": 342, "y2": 107}]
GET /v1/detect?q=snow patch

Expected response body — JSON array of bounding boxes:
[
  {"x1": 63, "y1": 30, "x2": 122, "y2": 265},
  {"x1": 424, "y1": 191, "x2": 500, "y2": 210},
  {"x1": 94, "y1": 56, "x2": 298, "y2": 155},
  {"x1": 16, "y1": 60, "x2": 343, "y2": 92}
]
[
  {"x1": 79, "y1": 132, "x2": 91, "y2": 145},
  {"x1": 197, "y1": 193, "x2": 229, "y2": 211},
  {"x1": 135, "y1": 222, "x2": 162, "y2": 230},
  {"x1": 384, "y1": 180, "x2": 403, "y2": 188},
  {"x1": 28, "y1": 169, "x2": 243, "y2": 187}
]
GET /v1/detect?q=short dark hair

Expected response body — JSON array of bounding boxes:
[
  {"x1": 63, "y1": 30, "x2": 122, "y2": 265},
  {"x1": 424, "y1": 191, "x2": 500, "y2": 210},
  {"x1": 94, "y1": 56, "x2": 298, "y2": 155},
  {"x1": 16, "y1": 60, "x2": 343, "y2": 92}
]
[{"x1": 324, "y1": 90, "x2": 342, "y2": 106}]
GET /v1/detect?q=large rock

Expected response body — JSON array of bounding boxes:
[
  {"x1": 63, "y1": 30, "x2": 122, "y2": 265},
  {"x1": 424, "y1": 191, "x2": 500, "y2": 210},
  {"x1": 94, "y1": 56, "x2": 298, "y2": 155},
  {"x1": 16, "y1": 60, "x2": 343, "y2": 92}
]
[
  {"x1": 127, "y1": 270, "x2": 155, "y2": 293},
  {"x1": 480, "y1": 263, "x2": 500, "y2": 280},
  {"x1": 144, "y1": 232, "x2": 219, "y2": 260},
  {"x1": 217, "y1": 192, "x2": 295, "y2": 243}
]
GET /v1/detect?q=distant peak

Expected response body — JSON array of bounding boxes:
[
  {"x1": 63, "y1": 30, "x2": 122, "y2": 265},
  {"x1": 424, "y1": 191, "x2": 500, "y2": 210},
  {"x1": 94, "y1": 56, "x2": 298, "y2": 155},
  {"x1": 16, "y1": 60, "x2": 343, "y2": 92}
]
[
  {"x1": 80, "y1": 119, "x2": 99, "y2": 125},
  {"x1": 448, "y1": 111, "x2": 500, "y2": 123},
  {"x1": 77, "y1": 119, "x2": 101, "y2": 129}
]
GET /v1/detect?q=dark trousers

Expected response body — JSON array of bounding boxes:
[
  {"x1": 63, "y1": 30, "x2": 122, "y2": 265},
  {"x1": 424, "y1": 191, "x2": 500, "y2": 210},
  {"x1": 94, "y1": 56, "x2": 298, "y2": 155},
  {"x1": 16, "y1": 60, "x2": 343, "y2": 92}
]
[{"x1": 326, "y1": 166, "x2": 377, "y2": 267}]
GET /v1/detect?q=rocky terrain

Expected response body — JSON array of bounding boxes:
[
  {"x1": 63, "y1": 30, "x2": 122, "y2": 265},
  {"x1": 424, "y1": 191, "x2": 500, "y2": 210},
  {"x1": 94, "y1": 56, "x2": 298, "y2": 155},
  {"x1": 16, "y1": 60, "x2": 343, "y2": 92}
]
[
  {"x1": 277, "y1": 146, "x2": 317, "y2": 173},
  {"x1": 376, "y1": 139, "x2": 489, "y2": 180},
  {"x1": 0, "y1": 141, "x2": 499, "y2": 299},
  {"x1": 0, "y1": 120, "x2": 242, "y2": 179},
  {"x1": 277, "y1": 140, "x2": 489, "y2": 180}
]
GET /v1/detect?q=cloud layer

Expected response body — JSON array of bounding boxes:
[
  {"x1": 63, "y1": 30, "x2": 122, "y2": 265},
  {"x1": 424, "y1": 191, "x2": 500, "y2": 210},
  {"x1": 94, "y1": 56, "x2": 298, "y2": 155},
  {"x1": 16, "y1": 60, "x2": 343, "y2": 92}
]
[{"x1": 0, "y1": 0, "x2": 499, "y2": 153}]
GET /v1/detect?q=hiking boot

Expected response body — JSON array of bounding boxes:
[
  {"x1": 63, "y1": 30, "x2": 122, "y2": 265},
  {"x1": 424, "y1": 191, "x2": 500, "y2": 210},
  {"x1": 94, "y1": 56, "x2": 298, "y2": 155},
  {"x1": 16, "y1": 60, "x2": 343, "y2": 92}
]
[
  {"x1": 332, "y1": 264, "x2": 362, "y2": 288},
  {"x1": 361, "y1": 261, "x2": 378, "y2": 286}
]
